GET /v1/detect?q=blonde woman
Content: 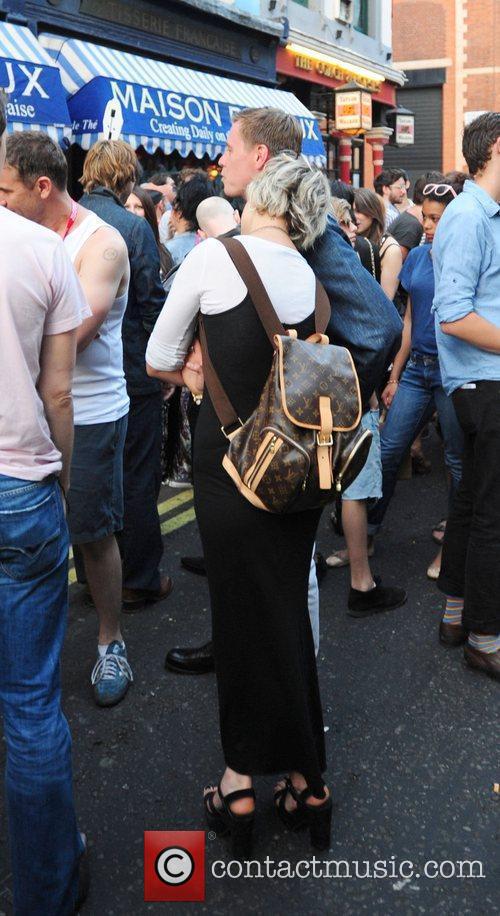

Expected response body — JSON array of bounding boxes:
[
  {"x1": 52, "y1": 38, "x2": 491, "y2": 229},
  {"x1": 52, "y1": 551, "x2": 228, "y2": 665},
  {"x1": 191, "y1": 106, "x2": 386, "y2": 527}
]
[{"x1": 147, "y1": 154, "x2": 333, "y2": 857}]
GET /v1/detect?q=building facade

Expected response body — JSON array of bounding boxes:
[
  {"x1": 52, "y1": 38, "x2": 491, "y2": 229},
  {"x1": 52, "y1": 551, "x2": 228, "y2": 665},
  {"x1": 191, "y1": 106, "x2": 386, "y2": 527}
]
[
  {"x1": 269, "y1": 0, "x2": 405, "y2": 184},
  {"x1": 0, "y1": 0, "x2": 327, "y2": 181},
  {"x1": 1, "y1": 0, "x2": 405, "y2": 184},
  {"x1": 388, "y1": 0, "x2": 500, "y2": 181}
]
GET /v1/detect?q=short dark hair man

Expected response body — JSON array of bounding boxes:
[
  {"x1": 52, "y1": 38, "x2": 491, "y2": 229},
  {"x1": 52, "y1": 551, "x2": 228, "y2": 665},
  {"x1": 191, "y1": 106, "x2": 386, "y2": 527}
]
[
  {"x1": 374, "y1": 167, "x2": 407, "y2": 230},
  {"x1": 433, "y1": 111, "x2": 500, "y2": 680},
  {"x1": 0, "y1": 97, "x2": 88, "y2": 911}
]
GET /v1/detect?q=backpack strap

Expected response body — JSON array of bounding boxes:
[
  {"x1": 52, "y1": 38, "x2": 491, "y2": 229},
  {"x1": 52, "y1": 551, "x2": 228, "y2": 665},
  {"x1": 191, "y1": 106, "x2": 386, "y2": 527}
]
[
  {"x1": 198, "y1": 237, "x2": 331, "y2": 437},
  {"x1": 198, "y1": 316, "x2": 242, "y2": 437},
  {"x1": 219, "y1": 236, "x2": 331, "y2": 338},
  {"x1": 219, "y1": 237, "x2": 286, "y2": 346}
]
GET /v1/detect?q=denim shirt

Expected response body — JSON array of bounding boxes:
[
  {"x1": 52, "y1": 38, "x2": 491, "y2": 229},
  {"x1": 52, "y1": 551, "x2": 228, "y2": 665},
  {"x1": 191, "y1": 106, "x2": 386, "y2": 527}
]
[
  {"x1": 432, "y1": 180, "x2": 500, "y2": 394},
  {"x1": 165, "y1": 232, "x2": 198, "y2": 267},
  {"x1": 79, "y1": 187, "x2": 165, "y2": 397},
  {"x1": 305, "y1": 216, "x2": 403, "y2": 408}
]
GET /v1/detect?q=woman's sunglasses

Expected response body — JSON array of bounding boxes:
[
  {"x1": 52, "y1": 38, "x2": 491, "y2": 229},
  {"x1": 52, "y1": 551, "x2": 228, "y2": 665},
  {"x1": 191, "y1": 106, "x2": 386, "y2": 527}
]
[{"x1": 423, "y1": 183, "x2": 457, "y2": 198}]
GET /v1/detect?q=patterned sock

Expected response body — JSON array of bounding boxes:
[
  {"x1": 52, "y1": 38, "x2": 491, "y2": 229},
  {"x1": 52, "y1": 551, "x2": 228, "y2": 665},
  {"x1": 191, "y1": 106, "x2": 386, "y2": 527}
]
[
  {"x1": 443, "y1": 596, "x2": 464, "y2": 626},
  {"x1": 468, "y1": 632, "x2": 500, "y2": 654}
]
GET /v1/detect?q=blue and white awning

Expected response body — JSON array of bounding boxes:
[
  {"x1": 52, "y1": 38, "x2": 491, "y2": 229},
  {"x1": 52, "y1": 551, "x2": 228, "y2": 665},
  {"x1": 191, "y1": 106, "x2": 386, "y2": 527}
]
[
  {"x1": 40, "y1": 35, "x2": 326, "y2": 165},
  {"x1": 0, "y1": 23, "x2": 71, "y2": 141}
]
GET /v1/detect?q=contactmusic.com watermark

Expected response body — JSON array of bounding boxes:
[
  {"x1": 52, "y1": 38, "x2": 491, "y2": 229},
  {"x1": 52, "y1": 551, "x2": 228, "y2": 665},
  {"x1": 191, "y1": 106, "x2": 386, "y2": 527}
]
[{"x1": 143, "y1": 831, "x2": 486, "y2": 902}]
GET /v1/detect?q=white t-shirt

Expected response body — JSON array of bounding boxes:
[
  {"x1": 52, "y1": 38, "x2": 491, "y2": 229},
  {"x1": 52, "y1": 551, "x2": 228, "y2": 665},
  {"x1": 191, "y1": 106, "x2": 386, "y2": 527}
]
[
  {"x1": 0, "y1": 207, "x2": 88, "y2": 481},
  {"x1": 146, "y1": 236, "x2": 316, "y2": 372},
  {"x1": 64, "y1": 212, "x2": 130, "y2": 425}
]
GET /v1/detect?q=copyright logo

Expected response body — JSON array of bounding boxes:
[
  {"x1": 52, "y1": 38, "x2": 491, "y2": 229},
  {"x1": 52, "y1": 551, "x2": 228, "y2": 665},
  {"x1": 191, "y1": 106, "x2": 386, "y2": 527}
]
[{"x1": 155, "y1": 846, "x2": 195, "y2": 886}]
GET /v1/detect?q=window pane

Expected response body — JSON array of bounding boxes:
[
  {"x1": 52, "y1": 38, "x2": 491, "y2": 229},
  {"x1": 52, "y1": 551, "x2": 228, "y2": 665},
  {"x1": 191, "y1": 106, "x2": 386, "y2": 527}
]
[{"x1": 353, "y1": 0, "x2": 369, "y2": 33}]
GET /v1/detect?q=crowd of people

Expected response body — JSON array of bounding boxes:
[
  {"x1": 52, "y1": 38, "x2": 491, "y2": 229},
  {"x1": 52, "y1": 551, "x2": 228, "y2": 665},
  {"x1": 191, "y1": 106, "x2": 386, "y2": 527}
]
[{"x1": 0, "y1": 88, "x2": 499, "y2": 913}]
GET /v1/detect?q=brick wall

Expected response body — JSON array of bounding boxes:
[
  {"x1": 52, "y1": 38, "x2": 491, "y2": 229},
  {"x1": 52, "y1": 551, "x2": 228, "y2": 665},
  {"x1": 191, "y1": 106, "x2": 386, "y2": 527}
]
[
  {"x1": 393, "y1": 0, "x2": 500, "y2": 171},
  {"x1": 393, "y1": 1, "x2": 447, "y2": 60}
]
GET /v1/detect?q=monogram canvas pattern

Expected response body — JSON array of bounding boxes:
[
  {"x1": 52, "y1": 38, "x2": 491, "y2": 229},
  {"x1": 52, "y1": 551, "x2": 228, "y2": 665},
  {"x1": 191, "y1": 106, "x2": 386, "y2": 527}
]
[
  {"x1": 279, "y1": 337, "x2": 361, "y2": 431},
  {"x1": 226, "y1": 340, "x2": 371, "y2": 514}
]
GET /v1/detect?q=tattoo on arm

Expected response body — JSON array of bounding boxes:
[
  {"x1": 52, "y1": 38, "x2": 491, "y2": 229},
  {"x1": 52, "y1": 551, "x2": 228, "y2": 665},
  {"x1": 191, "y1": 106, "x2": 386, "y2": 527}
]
[{"x1": 103, "y1": 247, "x2": 119, "y2": 261}]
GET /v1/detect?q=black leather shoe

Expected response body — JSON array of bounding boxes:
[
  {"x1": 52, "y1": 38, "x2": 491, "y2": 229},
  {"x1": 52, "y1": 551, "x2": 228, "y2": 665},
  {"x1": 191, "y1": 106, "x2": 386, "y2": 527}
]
[
  {"x1": 180, "y1": 556, "x2": 206, "y2": 576},
  {"x1": 165, "y1": 640, "x2": 214, "y2": 674},
  {"x1": 439, "y1": 618, "x2": 467, "y2": 647},
  {"x1": 347, "y1": 576, "x2": 407, "y2": 618}
]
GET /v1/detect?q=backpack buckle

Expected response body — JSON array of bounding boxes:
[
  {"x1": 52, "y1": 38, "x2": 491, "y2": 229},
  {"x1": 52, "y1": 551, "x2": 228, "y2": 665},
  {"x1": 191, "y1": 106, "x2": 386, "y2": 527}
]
[{"x1": 316, "y1": 432, "x2": 333, "y2": 447}]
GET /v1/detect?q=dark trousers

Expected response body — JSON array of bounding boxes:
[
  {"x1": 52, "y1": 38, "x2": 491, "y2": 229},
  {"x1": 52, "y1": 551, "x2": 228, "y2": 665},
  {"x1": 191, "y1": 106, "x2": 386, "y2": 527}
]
[
  {"x1": 120, "y1": 391, "x2": 164, "y2": 591},
  {"x1": 438, "y1": 382, "x2": 500, "y2": 634}
]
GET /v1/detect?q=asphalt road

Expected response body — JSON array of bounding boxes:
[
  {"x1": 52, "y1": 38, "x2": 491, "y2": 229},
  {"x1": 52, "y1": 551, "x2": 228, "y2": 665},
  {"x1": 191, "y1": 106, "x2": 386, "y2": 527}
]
[{"x1": 1, "y1": 430, "x2": 499, "y2": 915}]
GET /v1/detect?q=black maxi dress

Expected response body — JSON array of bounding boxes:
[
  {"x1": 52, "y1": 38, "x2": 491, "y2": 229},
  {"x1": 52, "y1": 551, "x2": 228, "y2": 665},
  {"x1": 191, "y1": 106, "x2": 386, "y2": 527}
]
[{"x1": 193, "y1": 290, "x2": 327, "y2": 797}]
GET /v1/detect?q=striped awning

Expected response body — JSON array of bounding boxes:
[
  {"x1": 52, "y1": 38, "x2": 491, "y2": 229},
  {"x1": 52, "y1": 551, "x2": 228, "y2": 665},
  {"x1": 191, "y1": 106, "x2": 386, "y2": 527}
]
[
  {"x1": 0, "y1": 23, "x2": 70, "y2": 141},
  {"x1": 40, "y1": 35, "x2": 326, "y2": 165}
]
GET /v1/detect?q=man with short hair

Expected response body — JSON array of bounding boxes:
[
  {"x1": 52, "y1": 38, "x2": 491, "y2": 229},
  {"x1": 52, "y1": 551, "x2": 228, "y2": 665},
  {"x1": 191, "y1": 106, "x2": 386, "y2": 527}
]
[
  {"x1": 390, "y1": 171, "x2": 444, "y2": 260},
  {"x1": 0, "y1": 96, "x2": 88, "y2": 912},
  {"x1": 0, "y1": 131, "x2": 135, "y2": 707},
  {"x1": 433, "y1": 111, "x2": 500, "y2": 680},
  {"x1": 196, "y1": 196, "x2": 239, "y2": 239},
  {"x1": 166, "y1": 106, "x2": 403, "y2": 673},
  {"x1": 79, "y1": 141, "x2": 174, "y2": 615},
  {"x1": 374, "y1": 168, "x2": 407, "y2": 230}
]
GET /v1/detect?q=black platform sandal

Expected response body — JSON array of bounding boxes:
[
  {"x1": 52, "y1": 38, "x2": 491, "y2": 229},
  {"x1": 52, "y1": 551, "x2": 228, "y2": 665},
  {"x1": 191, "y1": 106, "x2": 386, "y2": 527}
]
[
  {"x1": 204, "y1": 783, "x2": 255, "y2": 860},
  {"x1": 274, "y1": 777, "x2": 332, "y2": 851}
]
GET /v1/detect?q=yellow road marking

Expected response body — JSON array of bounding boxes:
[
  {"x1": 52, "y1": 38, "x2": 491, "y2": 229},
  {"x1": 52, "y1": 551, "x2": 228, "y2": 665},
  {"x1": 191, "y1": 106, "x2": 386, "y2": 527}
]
[
  {"x1": 157, "y1": 489, "x2": 194, "y2": 515},
  {"x1": 160, "y1": 507, "x2": 196, "y2": 534}
]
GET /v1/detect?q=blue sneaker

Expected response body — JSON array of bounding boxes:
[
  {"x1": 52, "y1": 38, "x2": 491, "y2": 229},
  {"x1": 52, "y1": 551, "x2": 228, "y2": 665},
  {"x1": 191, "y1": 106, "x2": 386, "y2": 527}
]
[{"x1": 91, "y1": 641, "x2": 133, "y2": 707}]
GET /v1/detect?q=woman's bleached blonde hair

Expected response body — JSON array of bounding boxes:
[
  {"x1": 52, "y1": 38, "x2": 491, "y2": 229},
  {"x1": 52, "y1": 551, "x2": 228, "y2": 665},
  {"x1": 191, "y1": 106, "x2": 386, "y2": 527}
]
[{"x1": 246, "y1": 152, "x2": 331, "y2": 250}]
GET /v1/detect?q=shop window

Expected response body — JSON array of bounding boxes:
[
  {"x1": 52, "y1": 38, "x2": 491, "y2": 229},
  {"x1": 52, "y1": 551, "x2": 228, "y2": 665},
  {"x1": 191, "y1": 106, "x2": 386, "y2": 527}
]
[{"x1": 353, "y1": 0, "x2": 369, "y2": 33}]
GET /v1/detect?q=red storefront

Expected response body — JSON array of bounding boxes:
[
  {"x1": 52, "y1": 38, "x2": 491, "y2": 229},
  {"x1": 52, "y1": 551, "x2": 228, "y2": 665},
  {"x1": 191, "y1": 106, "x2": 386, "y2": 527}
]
[{"x1": 277, "y1": 44, "x2": 402, "y2": 185}]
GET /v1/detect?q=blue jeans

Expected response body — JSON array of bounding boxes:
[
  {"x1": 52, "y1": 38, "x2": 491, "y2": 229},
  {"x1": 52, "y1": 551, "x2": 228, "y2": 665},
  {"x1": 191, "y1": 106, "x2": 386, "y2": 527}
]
[
  {"x1": 0, "y1": 474, "x2": 82, "y2": 915},
  {"x1": 368, "y1": 353, "x2": 464, "y2": 534}
]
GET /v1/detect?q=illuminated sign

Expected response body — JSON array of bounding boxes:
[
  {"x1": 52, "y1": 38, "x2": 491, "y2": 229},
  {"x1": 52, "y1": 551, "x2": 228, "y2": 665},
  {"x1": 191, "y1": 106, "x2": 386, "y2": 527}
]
[
  {"x1": 288, "y1": 43, "x2": 383, "y2": 91},
  {"x1": 335, "y1": 88, "x2": 372, "y2": 132}
]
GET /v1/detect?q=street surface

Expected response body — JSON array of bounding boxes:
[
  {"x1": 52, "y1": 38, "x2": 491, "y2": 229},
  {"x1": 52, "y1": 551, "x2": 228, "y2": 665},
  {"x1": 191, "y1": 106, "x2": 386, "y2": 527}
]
[{"x1": 1, "y1": 431, "x2": 498, "y2": 915}]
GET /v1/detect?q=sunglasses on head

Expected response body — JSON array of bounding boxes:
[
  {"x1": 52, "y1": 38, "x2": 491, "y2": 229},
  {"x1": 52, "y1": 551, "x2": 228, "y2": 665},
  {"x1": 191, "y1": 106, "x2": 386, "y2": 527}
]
[{"x1": 423, "y1": 183, "x2": 457, "y2": 198}]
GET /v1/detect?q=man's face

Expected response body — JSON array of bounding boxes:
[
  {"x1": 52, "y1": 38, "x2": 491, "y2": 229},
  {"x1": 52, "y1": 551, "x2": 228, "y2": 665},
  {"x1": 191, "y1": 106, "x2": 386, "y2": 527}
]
[
  {"x1": 386, "y1": 177, "x2": 406, "y2": 205},
  {"x1": 0, "y1": 162, "x2": 45, "y2": 222},
  {"x1": 219, "y1": 121, "x2": 270, "y2": 198}
]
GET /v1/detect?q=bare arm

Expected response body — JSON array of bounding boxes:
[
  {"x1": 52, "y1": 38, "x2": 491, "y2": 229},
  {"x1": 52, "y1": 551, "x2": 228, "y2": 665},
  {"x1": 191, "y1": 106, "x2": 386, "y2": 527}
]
[
  {"x1": 382, "y1": 298, "x2": 412, "y2": 408},
  {"x1": 75, "y1": 228, "x2": 129, "y2": 352},
  {"x1": 37, "y1": 329, "x2": 77, "y2": 494},
  {"x1": 380, "y1": 242, "x2": 403, "y2": 302},
  {"x1": 440, "y1": 313, "x2": 500, "y2": 353},
  {"x1": 146, "y1": 365, "x2": 184, "y2": 386}
]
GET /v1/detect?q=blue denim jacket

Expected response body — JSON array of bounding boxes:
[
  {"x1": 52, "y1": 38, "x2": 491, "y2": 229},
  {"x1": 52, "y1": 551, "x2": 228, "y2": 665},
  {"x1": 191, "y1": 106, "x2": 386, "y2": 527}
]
[
  {"x1": 79, "y1": 187, "x2": 165, "y2": 397},
  {"x1": 305, "y1": 216, "x2": 403, "y2": 407}
]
